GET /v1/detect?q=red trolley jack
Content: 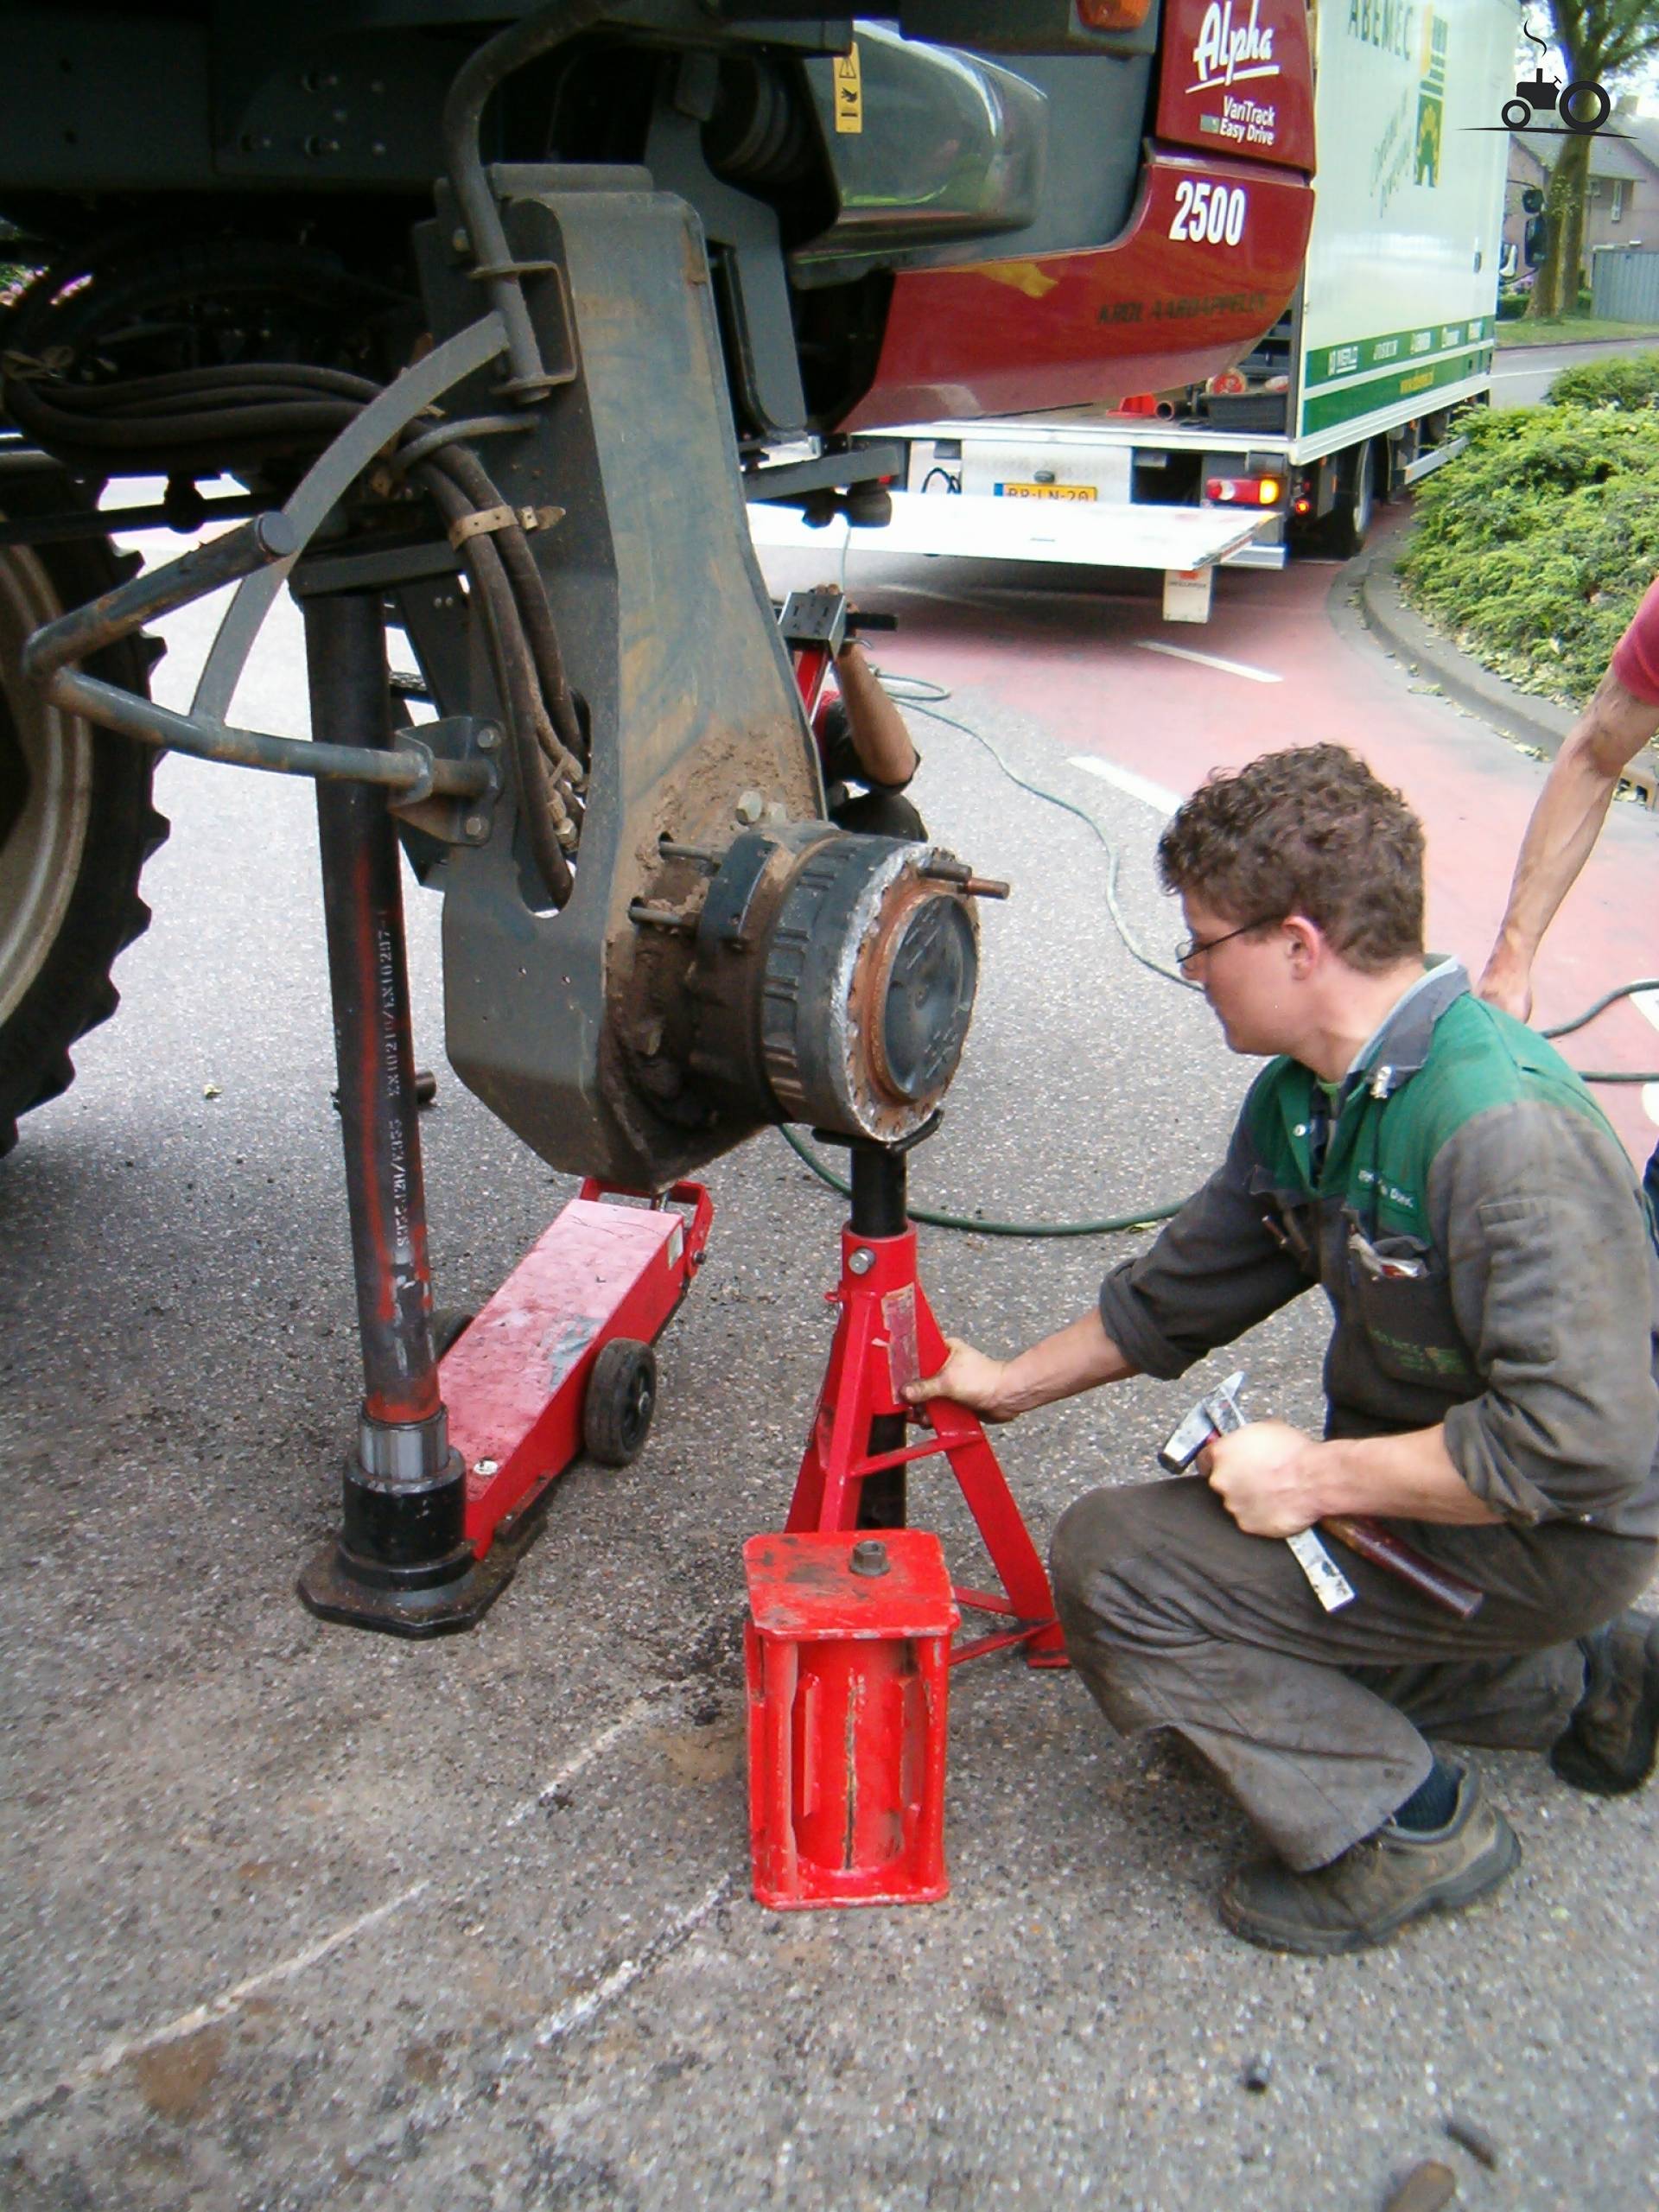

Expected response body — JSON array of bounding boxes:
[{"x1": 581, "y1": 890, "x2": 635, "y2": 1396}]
[
  {"x1": 449, "y1": 1179, "x2": 713, "y2": 1553},
  {"x1": 299, "y1": 1167, "x2": 714, "y2": 1637},
  {"x1": 785, "y1": 1130, "x2": 1067, "y2": 1670}
]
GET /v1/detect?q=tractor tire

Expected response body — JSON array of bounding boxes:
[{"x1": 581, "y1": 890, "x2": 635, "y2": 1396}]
[
  {"x1": 582, "y1": 1338, "x2": 658, "y2": 1467},
  {"x1": 0, "y1": 485, "x2": 166, "y2": 1158}
]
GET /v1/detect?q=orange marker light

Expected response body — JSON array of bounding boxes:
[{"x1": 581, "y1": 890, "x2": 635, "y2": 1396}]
[{"x1": 1078, "y1": 0, "x2": 1156, "y2": 27}]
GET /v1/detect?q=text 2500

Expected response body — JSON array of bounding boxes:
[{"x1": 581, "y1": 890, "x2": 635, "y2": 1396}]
[{"x1": 1169, "y1": 181, "x2": 1249, "y2": 245}]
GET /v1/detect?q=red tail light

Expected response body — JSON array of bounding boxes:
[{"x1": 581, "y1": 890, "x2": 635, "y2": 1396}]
[{"x1": 1205, "y1": 475, "x2": 1285, "y2": 507}]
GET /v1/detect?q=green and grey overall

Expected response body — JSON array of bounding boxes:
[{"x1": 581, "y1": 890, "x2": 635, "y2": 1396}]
[{"x1": 1052, "y1": 962, "x2": 1659, "y2": 1868}]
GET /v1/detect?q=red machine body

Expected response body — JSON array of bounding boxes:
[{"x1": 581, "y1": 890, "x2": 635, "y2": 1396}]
[
  {"x1": 744, "y1": 1529, "x2": 958, "y2": 1910},
  {"x1": 443, "y1": 1180, "x2": 712, "y2": 1556},
  {"x1": 848, "y1": 0, "x2": 1316, "y2": 426}
]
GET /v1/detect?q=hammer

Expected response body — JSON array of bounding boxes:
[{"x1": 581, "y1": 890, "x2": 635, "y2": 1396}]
[{"x1": 1160, "y1": 1372, "x2": 1484, "y2": 1622}]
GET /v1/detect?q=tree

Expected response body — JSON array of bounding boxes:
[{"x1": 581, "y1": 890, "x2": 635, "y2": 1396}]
[{"x1": 1525, "y1": 0, "x2": 1659, "y2": 319}]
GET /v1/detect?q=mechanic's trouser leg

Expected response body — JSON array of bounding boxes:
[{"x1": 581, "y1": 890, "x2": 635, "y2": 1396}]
[{"x1": 1050, "y1": 1478, "x2": 1656, "y2": 1871}]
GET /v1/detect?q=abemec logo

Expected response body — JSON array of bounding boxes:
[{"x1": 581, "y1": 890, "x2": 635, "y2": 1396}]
[
  {"x1": 1189, "y1": 0, "x2": 1281, "y2": 95},
  {"x1": 1502, "y1": 20, "x2": 1611, "y2": 134}
]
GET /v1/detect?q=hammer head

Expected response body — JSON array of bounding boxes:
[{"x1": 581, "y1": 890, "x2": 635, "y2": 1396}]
[{"x1": 1157, "y1": 1371, "x2": 1247, "y2": 1472}]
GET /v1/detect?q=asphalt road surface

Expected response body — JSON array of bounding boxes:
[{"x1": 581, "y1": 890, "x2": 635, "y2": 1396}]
[
  {"x1": 1489, "y1": 334, "x2": 1659, "y2": 408},
  {"x1": 2, "y1": 512, "x2": 1656, "y2": 2212}
]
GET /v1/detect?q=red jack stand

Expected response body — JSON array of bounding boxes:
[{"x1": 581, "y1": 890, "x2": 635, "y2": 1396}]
[{"x1": 785, "y1": 1134, "x2": 1068, "y2": 1669}]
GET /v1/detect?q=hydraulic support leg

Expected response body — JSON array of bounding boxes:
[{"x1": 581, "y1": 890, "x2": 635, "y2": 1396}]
[
  {"x1": 296, "y1": 588, "x2": 505, "y2": 1637},
  {"x1": 787, "y1": 1137, "x2": 1068, "y2": 1667}
]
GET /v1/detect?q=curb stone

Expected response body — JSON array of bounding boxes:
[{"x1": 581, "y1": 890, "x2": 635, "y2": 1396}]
[
  {"x1": 1492, "y1": 329, "x2": 1659, "y2": 354},
  {"x1": 1354, "y1": 542, "x2": 1657, "y2": 808}
]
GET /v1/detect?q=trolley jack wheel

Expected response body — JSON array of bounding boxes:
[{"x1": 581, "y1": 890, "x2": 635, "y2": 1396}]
[
  {"x1": 432, "y1": 1306, "x2": 476, "y2": 1359},
  {"x1": 583, "y1": 1338, "x2": 658, "y2": 1465}
]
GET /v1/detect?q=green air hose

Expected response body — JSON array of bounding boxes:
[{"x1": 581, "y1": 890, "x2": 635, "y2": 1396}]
[
  {"x1": 1540, "y1": 979, "x2": 1659, "y2": 1078},
  {"x1": 780, "y1": 676, "x2": 1659, "y2": 1238},
  {"x1": 779, "y1": 1124, "x2": 1187, "y2": 1236}
]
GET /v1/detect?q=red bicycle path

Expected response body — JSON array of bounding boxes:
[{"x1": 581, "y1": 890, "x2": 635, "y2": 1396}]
[{"x1": 766, "y1": 511, "x2": 1658, "y2": 1169}]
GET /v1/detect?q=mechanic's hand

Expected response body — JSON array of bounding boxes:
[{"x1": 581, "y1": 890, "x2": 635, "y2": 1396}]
[
  {"x1": 1200, "y1": 1419, "x2": 1321, "y2": 1538},
  {"x1": 1475, "y1": 952, "x2": 1533, "y2": 1024},
  {"x1": 903, "y1": 1338, "x2": 1017, "y2": 1423}
]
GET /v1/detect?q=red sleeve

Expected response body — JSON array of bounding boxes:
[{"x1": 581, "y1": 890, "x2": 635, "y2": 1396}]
[{"x1": 1611, "y1": 576, "x2": 1659, "y2": 706}]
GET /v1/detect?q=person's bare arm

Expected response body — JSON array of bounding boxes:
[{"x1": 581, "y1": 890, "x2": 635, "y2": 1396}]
[
  {"x1": 904, "y1": 1309, "x2": 1137, "y2": 1423},
  {"x1": 1202, "y1": 1419, "x2": 1503, "y2": 1538},
  {"x1": 832, "y1": 638, "x2": 918, "y2": 788},
  {"x1": 1478, "y1": 671, "x2": 1659, "y2": 1018}
]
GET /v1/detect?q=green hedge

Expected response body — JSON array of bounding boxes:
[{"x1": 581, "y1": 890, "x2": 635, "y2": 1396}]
[
  {"x1": 1395, "y1": 399, "x2": 1659, "y2": 704},
  {"x1": 1546, "y1": 352, "x2": 1659, "y2": 410}
]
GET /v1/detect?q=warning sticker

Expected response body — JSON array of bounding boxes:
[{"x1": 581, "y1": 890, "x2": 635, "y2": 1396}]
[{"x1": 834, "y1": 44, "x2": 863, "y2": 134}]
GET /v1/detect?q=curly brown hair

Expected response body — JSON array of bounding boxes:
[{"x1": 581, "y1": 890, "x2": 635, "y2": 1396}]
[{"x1": 1156, "y1": 745, "x2": 1425, "y2": 973}]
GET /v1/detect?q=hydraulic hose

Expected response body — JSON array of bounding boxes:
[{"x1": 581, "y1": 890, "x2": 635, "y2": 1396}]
[
  {"x1": 418, "y1": 464, "x2": 575, "y2": 907},
  {"x1": 424, "y1": 442, "x2": 588, "y2": 785}
]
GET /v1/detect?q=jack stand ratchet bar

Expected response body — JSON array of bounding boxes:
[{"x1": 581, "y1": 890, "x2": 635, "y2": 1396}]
[{"x1": 849, "y1": 1140, "x2": 911, "y2": 1533}]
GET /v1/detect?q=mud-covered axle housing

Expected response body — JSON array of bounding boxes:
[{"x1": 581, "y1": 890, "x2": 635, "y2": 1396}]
[{"x1": 645, "y1": 824, "x2": 990, "y2": 1147}]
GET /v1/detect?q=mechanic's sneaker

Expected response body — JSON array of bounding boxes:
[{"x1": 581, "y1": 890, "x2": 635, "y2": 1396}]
[
  {"x1": 1549, "y1": 1610, "x2": 1659, "y2": 1796},
  {"x1": 1218, "y1": 1765, "x2": 1519, "y2": 1956}
]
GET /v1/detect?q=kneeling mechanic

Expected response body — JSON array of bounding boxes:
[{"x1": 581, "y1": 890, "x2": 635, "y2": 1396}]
[{"x1": 910, "y1": 744, "x2": 1659, "y2": 1955}]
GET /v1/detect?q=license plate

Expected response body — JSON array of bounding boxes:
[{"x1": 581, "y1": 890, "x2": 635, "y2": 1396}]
[{"x1": 995, "y1": 481, "x2": 1097, "y2": 500}]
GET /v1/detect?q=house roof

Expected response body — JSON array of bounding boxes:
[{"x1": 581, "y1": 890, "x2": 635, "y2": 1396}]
[{"x1": 1518, "y1": 128, "x2": 1659, "y2": 183}]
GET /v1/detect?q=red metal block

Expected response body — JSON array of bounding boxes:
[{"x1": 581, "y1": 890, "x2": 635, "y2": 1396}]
[
  {"x1": 444, "y1": 1182, "x2": 711, "y2": 1554},
  {"x1": 744, "y1": 1530, "x2": 958, "y2": 1910}
]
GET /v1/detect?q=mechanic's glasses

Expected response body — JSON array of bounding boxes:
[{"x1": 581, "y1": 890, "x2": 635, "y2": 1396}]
[{"x1": 1175, "y1": 918, "x2": 1280, "y2": 969}]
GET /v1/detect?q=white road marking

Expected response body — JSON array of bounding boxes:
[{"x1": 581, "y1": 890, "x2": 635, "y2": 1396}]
[
  {"x1": 508, "y1": 1687, "x2": 683, "y2": 1826},
  {"x1": 2, "y1": 1680, "x2": 727, "y2": 2131},
  {"x1": 1065, "y1": 754, "x2": 1179, "y2": 817},
  {"x1": 524, "y1": 1878, "x2": 733, "y2": 2054},
  {"x1": 1136, "y1": 639, "x2": 1282, "y2": 684},
  {"x1": 0, "y1": 1881, "x2": 429, "y2": 2131}
]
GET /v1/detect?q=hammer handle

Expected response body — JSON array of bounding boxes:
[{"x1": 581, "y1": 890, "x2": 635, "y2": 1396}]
[{"x1": 1321, "y1": 1516, "x2": 1484, "y2": 1621}]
